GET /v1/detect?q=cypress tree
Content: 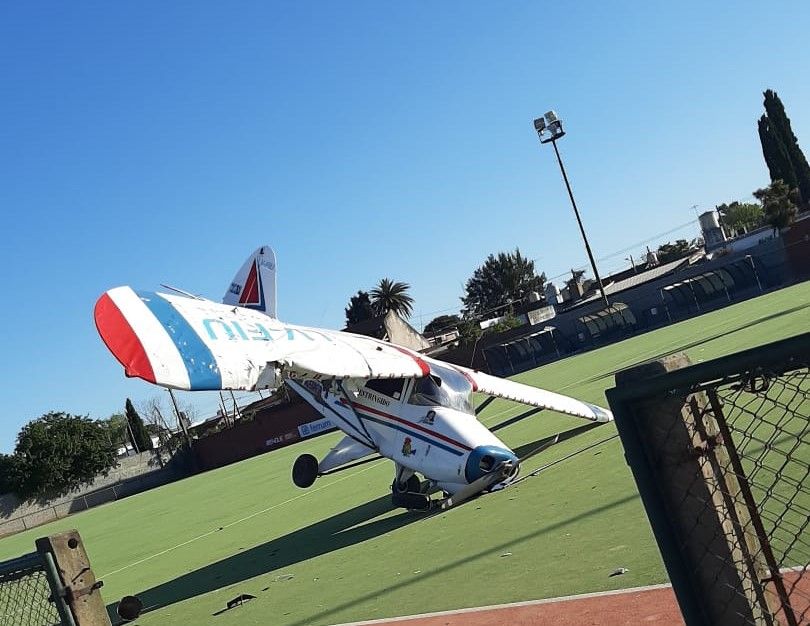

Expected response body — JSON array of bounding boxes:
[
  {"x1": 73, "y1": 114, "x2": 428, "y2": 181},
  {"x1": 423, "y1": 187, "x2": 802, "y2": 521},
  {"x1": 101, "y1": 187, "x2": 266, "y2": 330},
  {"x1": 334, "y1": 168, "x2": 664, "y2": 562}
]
[
  {"x1": 125, "y1": 398, "x2": 154, "y2": 452},
  {"x1": 759, "y1": 90, "x2": 810, "y2": 207},
  {"x1": 758, "y1": 115, "x2": 797, "y2": 190}
]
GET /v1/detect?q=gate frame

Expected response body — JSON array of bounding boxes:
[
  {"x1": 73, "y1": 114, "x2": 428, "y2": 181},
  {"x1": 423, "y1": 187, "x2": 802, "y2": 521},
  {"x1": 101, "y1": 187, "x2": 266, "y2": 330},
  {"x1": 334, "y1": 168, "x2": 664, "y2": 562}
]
[{"x1": 606, "y1": 332, "x2": 810, "y2": 626}]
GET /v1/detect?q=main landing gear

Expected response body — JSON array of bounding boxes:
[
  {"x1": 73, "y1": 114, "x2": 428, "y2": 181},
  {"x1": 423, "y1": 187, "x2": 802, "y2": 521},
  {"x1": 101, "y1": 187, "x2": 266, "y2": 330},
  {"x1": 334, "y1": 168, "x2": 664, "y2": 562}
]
[
  {"x1": 292, "y1": 454, "x2": 319, "y2": 488},
  {"x1": 293, "y1": 454, "x2": 433, "y2": 512}
]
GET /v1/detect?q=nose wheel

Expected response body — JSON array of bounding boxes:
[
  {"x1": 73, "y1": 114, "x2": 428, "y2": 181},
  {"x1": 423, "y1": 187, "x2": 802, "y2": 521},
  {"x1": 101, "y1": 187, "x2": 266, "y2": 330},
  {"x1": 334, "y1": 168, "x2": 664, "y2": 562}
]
[{"x1": 391, "y1": 474, "x2": 431, "y2": 511}]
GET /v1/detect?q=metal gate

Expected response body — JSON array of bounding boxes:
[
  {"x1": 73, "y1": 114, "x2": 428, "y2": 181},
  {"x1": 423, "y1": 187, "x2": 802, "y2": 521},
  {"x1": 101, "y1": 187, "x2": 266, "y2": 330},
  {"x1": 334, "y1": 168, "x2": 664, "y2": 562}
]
[{"x1": 607, "y1": 332, "x2": 810, "y2": 625}]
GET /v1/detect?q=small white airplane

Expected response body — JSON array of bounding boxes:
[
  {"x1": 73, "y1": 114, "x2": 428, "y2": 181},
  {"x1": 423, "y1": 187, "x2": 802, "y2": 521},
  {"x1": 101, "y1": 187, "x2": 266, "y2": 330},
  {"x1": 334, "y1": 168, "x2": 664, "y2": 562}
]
[{"x1": 95, "y1": 246, "x2": 612, "y2": 510}]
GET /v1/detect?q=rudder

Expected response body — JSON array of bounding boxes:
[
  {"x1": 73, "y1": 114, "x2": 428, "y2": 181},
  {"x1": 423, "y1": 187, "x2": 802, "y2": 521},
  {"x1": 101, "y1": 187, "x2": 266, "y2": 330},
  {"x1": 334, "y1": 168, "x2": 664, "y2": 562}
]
[{"x1": 223, "y1": 245, "x2": 277, "y2": 318}]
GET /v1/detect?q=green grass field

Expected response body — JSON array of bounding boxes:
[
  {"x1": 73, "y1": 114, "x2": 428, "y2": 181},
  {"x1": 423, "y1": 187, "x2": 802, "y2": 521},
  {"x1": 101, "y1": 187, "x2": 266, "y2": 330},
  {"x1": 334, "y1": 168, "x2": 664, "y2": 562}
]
[{"x1": 2, "y1": 283, "x2": 808, "y2": 626}]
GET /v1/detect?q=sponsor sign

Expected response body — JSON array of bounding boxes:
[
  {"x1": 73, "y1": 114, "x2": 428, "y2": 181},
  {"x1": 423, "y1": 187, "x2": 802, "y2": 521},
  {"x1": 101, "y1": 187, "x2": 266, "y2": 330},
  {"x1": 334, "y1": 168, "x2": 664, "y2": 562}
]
[
  {"x1": 527, "y1": 305, "x2": 556, "y2": 325},
  {"x1": 298, "y1": 417, "x2": 335, "y2": 438}
]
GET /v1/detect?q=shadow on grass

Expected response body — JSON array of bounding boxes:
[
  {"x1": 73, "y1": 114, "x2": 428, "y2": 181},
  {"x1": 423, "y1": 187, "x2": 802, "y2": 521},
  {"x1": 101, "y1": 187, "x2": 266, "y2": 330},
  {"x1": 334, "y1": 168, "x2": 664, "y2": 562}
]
[
  {"x1": 108, "y1": 494, "x2": 419, "y2": 619},
  {"x1": 511, "y1": 422, "x2": 604, "y2": 461},
  {"x1": 288, "y1": 491, "x2": 641, "y2": 626}
]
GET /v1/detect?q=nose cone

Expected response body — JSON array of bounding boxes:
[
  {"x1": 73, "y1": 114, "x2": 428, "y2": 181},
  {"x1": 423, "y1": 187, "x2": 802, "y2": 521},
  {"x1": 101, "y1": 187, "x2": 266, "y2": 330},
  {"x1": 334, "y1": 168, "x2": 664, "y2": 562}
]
[{"x1": 465, "y1": 445, "x2": 519, "y2": 483}]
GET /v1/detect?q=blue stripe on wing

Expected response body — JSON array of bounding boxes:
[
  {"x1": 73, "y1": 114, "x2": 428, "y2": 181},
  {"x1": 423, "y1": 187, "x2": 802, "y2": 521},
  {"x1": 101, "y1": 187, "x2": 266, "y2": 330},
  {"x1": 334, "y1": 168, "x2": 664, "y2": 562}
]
[{"x1": 136, "y1": 291, "x2": 223, "y2": 390}]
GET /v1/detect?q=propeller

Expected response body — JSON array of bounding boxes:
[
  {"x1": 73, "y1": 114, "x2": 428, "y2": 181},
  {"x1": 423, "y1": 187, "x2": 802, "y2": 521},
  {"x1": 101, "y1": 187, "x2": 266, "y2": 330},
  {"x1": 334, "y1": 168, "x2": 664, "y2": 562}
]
[{"x1": 439, "y1": 460, "x2": 515, "y2": 510}]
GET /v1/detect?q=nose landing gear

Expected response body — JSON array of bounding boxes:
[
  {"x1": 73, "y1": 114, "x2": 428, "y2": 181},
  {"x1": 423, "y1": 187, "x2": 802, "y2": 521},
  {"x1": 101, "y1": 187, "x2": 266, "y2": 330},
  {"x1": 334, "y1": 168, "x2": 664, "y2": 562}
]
[{"x1": 391, "y1": 473, "x2": 431, "y2": 511}]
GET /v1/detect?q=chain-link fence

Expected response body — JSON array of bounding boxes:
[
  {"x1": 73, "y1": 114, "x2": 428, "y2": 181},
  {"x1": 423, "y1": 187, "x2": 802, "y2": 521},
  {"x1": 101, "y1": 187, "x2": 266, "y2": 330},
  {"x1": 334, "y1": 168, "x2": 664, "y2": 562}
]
[
  {"x1": 608, "y1": 332, "x2": 810, "y2": 626},
  {"x1": 0, "y1": 552, "x2": 63, "y2": 626}
]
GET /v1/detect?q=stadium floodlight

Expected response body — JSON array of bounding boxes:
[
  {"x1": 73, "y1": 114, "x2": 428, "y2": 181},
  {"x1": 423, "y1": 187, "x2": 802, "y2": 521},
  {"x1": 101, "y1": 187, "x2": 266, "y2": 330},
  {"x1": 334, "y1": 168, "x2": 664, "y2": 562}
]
[
  {"x1": 532, "y1": 109, "x2": 609, "y2": 307},
  {"x1": 534, "y1": 110, "x2": 565, "y2": 144}
]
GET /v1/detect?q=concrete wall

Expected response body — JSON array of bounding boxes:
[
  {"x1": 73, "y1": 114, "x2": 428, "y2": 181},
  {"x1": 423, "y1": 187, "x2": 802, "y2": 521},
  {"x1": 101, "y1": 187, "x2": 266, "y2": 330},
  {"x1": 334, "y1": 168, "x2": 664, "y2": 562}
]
[
  {"x1": 192, "y1": 394, "x2": 325, "y2": 470},
  {"x1": 0, "y1": 449, "x2": 190, "y2": 538}
]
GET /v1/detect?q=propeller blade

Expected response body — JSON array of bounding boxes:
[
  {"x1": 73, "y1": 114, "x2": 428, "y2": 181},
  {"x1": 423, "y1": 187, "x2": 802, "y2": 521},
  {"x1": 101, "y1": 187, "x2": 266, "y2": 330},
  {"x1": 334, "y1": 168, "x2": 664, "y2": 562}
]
[{"x1": 439, "y1": 461, "x2": 513, "y2": 510}]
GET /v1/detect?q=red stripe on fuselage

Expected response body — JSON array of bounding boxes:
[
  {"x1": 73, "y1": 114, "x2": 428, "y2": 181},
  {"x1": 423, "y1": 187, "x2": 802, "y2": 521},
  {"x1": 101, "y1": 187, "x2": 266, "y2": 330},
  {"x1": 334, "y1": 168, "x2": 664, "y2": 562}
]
[
  {"x1": 344, "y1": 399, "x2": 472, "y2": 452},
  {"x1": 94, "y1": 293, "x2": 156, "y2": 383},
  {"x1": 392, "y1": 346, "x2": 431, "y2": 377}
]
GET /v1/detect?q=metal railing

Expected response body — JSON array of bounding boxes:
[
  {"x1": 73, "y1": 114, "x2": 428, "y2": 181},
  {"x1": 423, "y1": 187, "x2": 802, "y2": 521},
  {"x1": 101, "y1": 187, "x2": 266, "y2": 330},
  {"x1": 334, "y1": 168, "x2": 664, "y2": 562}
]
[{"x1": 608, "y1": 332, "x2": 810, "y2": 625}]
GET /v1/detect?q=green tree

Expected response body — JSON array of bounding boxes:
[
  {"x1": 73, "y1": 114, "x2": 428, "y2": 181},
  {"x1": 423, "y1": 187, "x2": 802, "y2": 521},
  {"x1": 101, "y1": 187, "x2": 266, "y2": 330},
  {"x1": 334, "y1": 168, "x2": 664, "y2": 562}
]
[
  {"x1": 424, "y1": 314, "x2": 461, "y2": 335},
  {"x1": 344, "y1": 290, "x2": 375, "y2": 326},
  {"x1": 0, "y1": 454, "x2": 21, "y2": 494},
  {"x1": 656, "y1": 240, "x2": 693, "y2": 264},
  {"x1": 370, "y1": 279, "x2": 414, "y2": 319},
  {"x1": 753, "y1": 180, "x2": 799, "y2": 234},
  {"x1": 457, "y1": 317, "x2": 483, "y2": 347},
  {"x1": 716, "y1": 201, "x2": 764, "y2": 236},
  {"x1": 4, "y1": 412, "x2": 117, "y2": 499},
  {"x1": 102, "y1": 413, "x2": 128, "y2": 448},
  {"x1": 461, "y1": 248, "x2": 545, "y2": 317},
  {"x1": 490, "y1": 314, "x2": 522, "y2": 334},
  {"x1": 758, "y1": 90, "x2": 810, "y2": 207},
  {"x1": 125, "y1": 398, "x2": 153, "y2": 452}
]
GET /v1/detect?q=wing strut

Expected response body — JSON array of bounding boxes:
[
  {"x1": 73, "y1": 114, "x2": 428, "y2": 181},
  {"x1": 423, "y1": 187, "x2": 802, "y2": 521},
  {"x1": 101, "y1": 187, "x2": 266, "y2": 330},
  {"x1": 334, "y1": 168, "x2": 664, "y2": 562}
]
[{"x1": 336, "y1": 381, "x2": 378, "y2": 447}]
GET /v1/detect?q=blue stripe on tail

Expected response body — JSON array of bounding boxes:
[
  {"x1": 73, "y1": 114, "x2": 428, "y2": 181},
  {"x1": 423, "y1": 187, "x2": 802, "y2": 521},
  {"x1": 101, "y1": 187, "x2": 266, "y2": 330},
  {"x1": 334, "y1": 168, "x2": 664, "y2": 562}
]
[{"x1": 136, "y1": 291, "x2": 223, "y2": 390}]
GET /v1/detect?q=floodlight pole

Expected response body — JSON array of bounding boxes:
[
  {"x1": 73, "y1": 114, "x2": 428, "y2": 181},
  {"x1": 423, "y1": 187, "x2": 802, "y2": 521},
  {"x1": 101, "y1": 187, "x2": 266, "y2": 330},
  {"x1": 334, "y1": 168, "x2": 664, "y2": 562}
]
[
  {"x1": 534, "y1": 111, "x2": 609, "y2": 308},
  {"x1": 549, "y1": 138, "x2": 610, "y2": 308}
]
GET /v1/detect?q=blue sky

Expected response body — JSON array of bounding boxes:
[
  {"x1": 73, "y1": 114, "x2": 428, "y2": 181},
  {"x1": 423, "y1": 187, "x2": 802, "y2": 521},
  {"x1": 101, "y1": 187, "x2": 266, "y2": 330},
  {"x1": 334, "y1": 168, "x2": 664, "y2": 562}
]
[{"x1": 1, "y1": 2, "x2": 809, "y2": 451}]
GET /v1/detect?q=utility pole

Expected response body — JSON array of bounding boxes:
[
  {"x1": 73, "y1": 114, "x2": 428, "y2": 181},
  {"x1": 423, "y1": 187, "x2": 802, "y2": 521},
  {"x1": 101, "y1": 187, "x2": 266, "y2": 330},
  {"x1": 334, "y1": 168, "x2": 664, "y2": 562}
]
[{"x1": 167, "y1": 388, "x2": 192, "y2": 448}]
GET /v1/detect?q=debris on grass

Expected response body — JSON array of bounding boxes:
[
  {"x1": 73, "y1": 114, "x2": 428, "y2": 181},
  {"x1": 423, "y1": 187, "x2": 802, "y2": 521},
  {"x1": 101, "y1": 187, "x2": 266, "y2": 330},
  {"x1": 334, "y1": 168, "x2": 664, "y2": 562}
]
[{"x1": 212, "y1": 594, "x2": 257, "y2": 616}]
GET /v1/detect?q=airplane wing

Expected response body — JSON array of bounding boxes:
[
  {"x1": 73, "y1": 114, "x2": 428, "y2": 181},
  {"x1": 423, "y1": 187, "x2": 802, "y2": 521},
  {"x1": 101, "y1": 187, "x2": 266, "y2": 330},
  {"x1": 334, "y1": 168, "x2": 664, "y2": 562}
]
[
  {"x1": 454, "y1": 365, "x2": 613, "y2": 423},
  {"x1": 94, "y1": 287, "x2": 430, "y2": 391}
]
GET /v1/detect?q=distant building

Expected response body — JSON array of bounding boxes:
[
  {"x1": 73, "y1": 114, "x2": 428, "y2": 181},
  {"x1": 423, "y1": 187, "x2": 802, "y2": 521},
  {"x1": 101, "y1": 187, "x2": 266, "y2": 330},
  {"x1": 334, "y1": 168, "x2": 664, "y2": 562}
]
[
  {"x1": 344, "y1": 310, "x2": 431, "y2": 352},
  {"x1": 699, "y1": 210, "x2": 728, "y2": 251}
]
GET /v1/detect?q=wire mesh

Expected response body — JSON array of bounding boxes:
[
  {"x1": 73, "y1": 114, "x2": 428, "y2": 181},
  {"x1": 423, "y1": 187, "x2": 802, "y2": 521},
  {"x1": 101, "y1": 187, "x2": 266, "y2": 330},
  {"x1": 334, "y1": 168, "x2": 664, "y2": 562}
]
[
  {"x1": 0, "y1": 553, "x2": 62, "y2": 626},
  {"x1": 644, "y1": 357, "x2": 809, "y2": 625}
]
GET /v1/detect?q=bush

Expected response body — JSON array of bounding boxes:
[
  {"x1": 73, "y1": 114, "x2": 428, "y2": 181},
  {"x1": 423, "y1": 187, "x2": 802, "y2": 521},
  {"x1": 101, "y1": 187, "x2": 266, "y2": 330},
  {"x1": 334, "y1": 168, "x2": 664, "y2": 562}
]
[{"x1": 5, "y1": 412, "x2": 118, "y2": 500}]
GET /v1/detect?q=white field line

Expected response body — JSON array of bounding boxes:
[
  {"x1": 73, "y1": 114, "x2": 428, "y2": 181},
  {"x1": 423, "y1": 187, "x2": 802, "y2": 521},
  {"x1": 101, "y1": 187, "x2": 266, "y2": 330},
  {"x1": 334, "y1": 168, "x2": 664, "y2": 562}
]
[
  {"x1": 331, "y1": 566, "x2": 809, "y2": 626},
  {"x1": 329, "y1": 583, "x2": 675, "y2": 625},
  {"x1": 100, "y1": 459, "x2": 385, "y2": 579}
]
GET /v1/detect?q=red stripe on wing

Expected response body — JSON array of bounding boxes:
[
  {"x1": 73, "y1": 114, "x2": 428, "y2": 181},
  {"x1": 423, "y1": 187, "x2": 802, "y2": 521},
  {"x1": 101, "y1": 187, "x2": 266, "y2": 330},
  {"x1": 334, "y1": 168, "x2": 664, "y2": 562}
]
[
  {"x1": 392, "y1": 346, "x2": 431, "y2": 377},
  {"x1": 450, "y1": 365, "x2": 479, "y2": 392},
  {"x1": 94, "y1": 293, "x2": 156, "y2": 383}
]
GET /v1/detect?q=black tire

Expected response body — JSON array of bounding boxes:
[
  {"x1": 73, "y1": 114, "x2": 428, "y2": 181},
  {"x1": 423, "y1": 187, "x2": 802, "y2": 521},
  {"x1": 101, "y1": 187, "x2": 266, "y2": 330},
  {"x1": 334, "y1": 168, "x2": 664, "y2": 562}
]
[
  {"x1": 391, "y1": 491, "x2": 431, "y2": 511},
  {"x1": 292, "y1": 454, "x2": 319, "y2": 488},
  {"x1": 392, "y1": 474, "x2": 422, "y2": 494}
]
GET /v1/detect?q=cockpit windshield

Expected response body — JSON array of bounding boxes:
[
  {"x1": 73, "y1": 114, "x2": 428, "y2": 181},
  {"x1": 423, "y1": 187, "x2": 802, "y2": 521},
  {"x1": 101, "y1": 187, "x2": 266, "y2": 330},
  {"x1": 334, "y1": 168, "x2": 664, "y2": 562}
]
[{"x1": 407, "y1": 362, "x2": 474, "y2": 413}]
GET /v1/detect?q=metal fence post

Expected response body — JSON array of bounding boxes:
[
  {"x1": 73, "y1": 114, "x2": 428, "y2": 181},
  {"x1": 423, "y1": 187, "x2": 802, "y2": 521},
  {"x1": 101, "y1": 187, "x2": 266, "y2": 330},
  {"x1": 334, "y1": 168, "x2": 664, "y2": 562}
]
[
  {"x1": 608, "y1": 354, "x2": 769, "y2": 625},
  {"x1": 36, "y1": 530, "x2": 111, "y2": 626}
]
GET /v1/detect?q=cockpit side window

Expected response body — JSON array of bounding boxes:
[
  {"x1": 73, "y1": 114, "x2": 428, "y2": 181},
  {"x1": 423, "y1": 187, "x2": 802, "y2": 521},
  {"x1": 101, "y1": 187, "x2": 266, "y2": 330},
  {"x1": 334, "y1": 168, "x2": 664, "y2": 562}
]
[
  {"x1": 364, "y1": 377, "x2": 406, "y2": 400},
  {"x1": 407, "y1": 375, "x2": 444, "y2": 407},
  {"x1": 407, "y1": 364, "x2": 474, "y2": 414}
]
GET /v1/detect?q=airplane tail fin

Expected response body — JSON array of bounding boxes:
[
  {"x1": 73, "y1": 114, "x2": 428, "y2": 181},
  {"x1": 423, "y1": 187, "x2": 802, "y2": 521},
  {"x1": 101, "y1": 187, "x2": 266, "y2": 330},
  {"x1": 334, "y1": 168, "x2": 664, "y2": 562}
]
[{"x1": 223, "y1": 246, "x2": 277, "y2": 318}]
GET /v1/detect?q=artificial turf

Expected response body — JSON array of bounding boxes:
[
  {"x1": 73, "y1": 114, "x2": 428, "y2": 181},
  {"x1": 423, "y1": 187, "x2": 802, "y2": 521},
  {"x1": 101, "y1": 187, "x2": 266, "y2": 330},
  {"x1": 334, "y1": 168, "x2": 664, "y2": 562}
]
[{"x1": 1, "y1": 282, "x2": 808, "y2": 625}]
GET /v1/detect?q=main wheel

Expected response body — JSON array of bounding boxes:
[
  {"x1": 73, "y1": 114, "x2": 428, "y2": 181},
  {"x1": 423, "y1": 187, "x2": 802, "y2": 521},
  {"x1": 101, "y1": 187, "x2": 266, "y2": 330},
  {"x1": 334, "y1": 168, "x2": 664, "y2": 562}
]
[{"x1": 292, "y1": 454, "x2": 319, "y2": 488}]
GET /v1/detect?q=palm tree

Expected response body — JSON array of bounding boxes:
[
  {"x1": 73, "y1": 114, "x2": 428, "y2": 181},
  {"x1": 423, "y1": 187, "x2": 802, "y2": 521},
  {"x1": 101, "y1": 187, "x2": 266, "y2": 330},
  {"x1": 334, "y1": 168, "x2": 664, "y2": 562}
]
[{"x1": 370, "y1": 278, "x2": 414, "y2": 319}]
